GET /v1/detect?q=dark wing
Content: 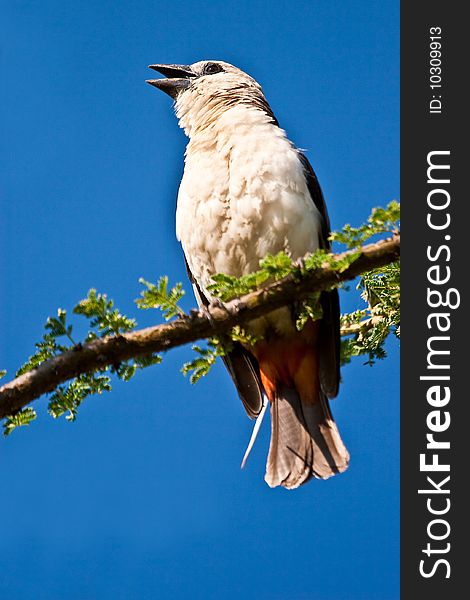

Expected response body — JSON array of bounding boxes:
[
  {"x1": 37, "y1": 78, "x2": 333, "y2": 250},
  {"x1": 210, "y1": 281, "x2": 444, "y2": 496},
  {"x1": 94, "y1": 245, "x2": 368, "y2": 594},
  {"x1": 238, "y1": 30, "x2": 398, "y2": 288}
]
[
  {"x1": 183, "y1": 256, "x2": 264, "y2": 419},
  {"x1": 298, "y1": 151, "x2": 341, "y2": 398},
  {"x1": 221, "y1": 349, "x2": 264, "y2": 419}
]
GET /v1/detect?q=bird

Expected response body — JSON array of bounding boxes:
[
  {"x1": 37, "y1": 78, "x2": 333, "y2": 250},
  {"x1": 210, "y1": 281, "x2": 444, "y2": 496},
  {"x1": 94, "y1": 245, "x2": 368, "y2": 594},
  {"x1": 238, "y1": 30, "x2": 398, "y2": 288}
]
[{"x1": 147, "y1": 60, "x2": 349, "y2": 489}]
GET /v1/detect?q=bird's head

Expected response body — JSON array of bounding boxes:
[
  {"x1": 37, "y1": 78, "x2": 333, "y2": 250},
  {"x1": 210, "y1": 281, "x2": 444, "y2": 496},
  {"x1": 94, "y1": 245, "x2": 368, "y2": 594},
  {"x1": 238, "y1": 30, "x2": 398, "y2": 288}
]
[{"x1": 147, "y1": 60, "x2": 277, "y2": 136}]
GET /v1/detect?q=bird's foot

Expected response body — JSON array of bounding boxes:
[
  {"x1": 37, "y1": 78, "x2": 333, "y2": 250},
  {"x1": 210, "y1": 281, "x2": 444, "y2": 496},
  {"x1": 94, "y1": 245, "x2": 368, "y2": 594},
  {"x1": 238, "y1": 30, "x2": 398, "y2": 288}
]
[
  {"x1": 198, "y1": 298, "x2": 229, "y2": 327},
  {"x1": 295, "y1": 256, "x2": 306, "y2": 270}
]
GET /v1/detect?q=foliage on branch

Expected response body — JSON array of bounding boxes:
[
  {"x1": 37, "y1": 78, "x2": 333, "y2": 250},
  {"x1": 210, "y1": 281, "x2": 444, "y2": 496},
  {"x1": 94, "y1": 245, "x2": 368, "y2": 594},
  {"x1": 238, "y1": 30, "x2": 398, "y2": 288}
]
[
  {"x1": 136, "y1": 277, "x2": 185, "y2": 319},
  {"x1": 3, "y1": 407, "x2": 36, "y2": 437},
  {"x1": 181, "y1": 338, "x2": 227, "y2": 384},
  {"x1": 330, "y1": 200, "x2": 400, "y2": 248},
  {"x1": 340, "y1": 262, "x2": 400, "y2": 365},
  {"x1": 16, "y1": 310, "x2": 73, "y2": 377},
  {"x1": 4, "y1": 292, "x2": 161, "y2": 434},
  {"x1": 74, "y1": 289, "x2": 137, "y2": 337},
  {"x1": 208, "y1": 252, "x2": 294, "y2": 301},
  {"x1": 1, "y1": 202, "x2": 400, "y2": 436},
  {"x1": 333, "y1": 201, "x2": 400, "y2": 365},
  {"x1": 48, "y1": 372, "x2": 112, "y2": 421}
]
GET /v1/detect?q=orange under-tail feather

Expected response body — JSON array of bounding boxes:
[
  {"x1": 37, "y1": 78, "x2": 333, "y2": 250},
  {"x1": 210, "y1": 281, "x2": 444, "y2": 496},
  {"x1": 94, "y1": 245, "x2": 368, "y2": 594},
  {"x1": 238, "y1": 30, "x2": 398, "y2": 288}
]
[{"x1": 254, "y1": 338, "x2": 349, "y2": 489}]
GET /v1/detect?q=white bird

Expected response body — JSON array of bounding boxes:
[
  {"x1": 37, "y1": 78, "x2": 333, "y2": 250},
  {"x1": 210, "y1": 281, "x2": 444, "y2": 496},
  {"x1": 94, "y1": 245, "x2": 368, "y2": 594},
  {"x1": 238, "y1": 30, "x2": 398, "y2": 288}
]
[{"x1": 147, "y1": 60, "x2": 349, "y2": 489}]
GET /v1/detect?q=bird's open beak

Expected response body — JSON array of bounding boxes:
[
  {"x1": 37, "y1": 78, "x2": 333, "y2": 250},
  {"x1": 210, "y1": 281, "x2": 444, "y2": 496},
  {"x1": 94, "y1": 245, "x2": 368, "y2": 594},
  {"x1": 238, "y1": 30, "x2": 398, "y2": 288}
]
[{"x1": 146, "y1": 64, "x2": 196, "y2": 98}]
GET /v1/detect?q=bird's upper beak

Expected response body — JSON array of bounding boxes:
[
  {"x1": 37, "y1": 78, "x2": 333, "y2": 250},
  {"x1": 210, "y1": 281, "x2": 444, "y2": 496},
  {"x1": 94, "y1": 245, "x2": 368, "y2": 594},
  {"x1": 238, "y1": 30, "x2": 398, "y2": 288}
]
[{"x1": 146, "y1": 64, "x2": 196, "y2": 98}]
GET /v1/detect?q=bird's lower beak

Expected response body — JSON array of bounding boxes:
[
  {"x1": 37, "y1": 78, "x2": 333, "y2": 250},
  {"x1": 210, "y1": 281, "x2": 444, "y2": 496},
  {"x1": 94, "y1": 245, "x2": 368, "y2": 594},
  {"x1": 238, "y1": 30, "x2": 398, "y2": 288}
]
[{"x1": 146, "y1": 64, "x2": 195, "y2": 98}]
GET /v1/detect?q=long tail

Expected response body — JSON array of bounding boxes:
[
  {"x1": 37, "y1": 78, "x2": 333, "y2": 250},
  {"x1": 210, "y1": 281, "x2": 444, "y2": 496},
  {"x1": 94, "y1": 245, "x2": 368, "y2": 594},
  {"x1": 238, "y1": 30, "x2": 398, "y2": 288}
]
[{"x1": 265, "y1": 386, "x2": 349, "y2": 489}]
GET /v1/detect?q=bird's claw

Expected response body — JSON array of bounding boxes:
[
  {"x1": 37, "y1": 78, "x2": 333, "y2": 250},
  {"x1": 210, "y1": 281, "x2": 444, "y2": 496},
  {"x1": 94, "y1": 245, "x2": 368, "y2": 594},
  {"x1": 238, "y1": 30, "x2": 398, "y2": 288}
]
[
  {"x1": 295, "y1": 257, "x2": 306, "y2": 270},
  {"x1": 209, "y1": 297, "x2": 227, "y2": 311}
]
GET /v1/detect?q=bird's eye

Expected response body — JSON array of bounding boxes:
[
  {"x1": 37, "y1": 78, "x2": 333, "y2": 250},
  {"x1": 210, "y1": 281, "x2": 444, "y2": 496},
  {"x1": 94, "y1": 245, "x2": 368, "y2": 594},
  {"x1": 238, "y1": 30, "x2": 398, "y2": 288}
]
[{"x1": 203, "y1": 63, "x2": 223, "y2": 75}]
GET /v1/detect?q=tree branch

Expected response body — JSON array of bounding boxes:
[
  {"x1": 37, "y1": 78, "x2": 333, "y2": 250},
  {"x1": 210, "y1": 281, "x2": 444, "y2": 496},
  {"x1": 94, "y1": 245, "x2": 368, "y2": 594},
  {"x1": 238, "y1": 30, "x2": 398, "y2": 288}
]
[
  {"x1": 0, "y1": 235, "x2": 400, "y2": 419},
  {"x1": 340, "y1": 316, "x2": 380, "y2": 337}
]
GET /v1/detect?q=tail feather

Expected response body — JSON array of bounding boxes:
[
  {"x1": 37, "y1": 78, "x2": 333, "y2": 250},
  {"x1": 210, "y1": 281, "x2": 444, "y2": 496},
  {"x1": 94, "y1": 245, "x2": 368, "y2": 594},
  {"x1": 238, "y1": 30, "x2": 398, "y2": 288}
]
[{"x1": 265, "y1": 387, "x2": 349, "y2": 489}]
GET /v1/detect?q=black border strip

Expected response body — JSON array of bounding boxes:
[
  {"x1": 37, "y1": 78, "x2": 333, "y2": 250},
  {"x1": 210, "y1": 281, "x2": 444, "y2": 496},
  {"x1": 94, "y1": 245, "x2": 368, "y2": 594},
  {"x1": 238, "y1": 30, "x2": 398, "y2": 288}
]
[{"x1": 401, "y1": 3, "x2": 465, "y2": 597}]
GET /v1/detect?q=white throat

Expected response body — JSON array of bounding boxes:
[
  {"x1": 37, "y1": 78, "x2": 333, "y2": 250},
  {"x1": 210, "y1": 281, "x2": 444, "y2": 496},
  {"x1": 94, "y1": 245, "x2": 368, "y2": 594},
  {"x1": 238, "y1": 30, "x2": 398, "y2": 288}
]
[{"x1": 174, "y1": 83, "x2": 276, "y2": 141}]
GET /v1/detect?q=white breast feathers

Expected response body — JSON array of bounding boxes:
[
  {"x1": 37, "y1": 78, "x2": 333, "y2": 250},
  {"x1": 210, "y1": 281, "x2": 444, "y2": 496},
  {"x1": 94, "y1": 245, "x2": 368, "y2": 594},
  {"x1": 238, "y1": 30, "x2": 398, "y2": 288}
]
[{"x1": 176, "y1": 104, "x2": 322, "y2": 301}]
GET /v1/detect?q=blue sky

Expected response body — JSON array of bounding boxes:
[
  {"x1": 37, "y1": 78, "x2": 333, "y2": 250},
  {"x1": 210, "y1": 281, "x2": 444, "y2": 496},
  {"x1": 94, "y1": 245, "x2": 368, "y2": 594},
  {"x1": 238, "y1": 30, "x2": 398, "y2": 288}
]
[{"x1": 0, "y1": 2, "x2": 399, "y2": 599}]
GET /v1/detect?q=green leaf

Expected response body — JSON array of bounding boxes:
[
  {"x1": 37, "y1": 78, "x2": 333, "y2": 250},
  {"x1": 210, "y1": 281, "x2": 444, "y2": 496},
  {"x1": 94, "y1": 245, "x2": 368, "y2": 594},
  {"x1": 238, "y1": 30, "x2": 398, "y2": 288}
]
[
  {"x1": 74, "y1": 289, "x2": 136, "y2": 336},
  {"x1": 258, "y1": 252, "x2": 293, "y2": 277},
  {"x1": 295, "y1": 293, "x2": 323, "y2": 331},
  {"x1": 134, "y1": 353, "x2": 163, "y2": 369},
  {"x1": 48, "y1": 371, "x2": 112, "y2": 421},
  {"x1": 230, "y1": 325, "x2": 260, "y2": 347},
  {"x1": 339, "y1": 260, "x2": 400, "y2": 365},
  {"x1": 330, "y1": 201, "x2": 400, "y2": 249},
  {"x1": 340, "y1": 309, "x2": 368, "y2": 328},
  {"x1": 3, "y1": 407, "x2": 37, "y2": 437},
  {"x1": 16, "y1": 332, "x2": 67, "y2": 377},
  {"x1": 136, "y1": 277, "x2": 185, "y2": 320},
  {"x1": 181, "y1": 338, "x2": 226, "y2": 384},
  {"x1": 302, "y1": 249, "x2": 329, "y2": 270},
  {"x1": 208, "y1": 252, "x2": 294, "y2": 301},
  {"x1": 112, "y1": 353, "x2": 163, "y2": 381},
  {"x1": 45, "y1": 308, "x2": 75, "y2": 343},
  {"x1": 114, "y1": 362, "x2": 137, "y2": 382}
]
